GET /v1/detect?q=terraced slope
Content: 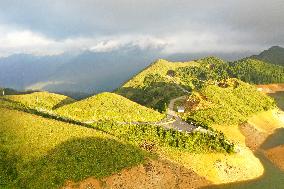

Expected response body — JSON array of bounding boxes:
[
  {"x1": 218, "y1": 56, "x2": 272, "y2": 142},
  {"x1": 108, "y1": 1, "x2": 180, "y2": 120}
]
[
  {"x1": 3, "y1": 91, "x2": 76, "y2": 110},
  {"x1": 55, "y1": 92, "x2": 165, "y2": 122}
]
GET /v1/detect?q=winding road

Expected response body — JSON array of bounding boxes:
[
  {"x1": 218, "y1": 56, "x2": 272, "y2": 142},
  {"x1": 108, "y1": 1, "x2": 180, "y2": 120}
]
[{"x1": 163, "y1": 96, "x2": 196, "y2": 132}]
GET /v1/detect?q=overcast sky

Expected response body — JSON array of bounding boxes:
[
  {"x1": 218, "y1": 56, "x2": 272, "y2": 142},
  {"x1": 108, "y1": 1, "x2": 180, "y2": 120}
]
[{"x1": 0, "y1": 0, "x2": 283, "y2": 57}]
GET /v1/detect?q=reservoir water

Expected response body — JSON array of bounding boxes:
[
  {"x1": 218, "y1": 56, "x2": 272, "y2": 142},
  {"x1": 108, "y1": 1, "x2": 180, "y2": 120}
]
[{"x1": 205, "y1": 91, "x2": 284, "y2": 189}]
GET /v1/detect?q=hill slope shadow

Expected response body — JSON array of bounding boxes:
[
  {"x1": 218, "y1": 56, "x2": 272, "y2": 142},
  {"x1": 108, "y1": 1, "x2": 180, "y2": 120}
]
[{"x1": 13, "y1": 137, "x2": 147, "y2": 189}]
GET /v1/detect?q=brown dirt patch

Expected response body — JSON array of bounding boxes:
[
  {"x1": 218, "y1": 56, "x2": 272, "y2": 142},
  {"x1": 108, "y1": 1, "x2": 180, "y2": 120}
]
[
  {"x1": 256, "y1": 84, "x2": 284, "y2": 93},
  {"x1": 62, "y1": 159, "x2": 211, "y2": 189},
  {"x1": 239, "y1": 123, "x2": 268, "y2": 151},
  {"x1": 265, "y1": 145, "x2": 284, "y2": 171}
]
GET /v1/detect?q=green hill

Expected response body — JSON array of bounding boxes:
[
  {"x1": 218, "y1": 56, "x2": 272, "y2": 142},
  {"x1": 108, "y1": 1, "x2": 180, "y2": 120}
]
[
  {"x1": 117, "y1": 57, "x2": 277, "y2": 126},
  {"x1": 183, "y1": 79, "x2": 276, "y2": 126},
  {"x1": 55, "y1": 92, "x2": 165, "y2": 122},
  {"x1": 116, "y1": 59, "x2": 198, "y2": 112},
  {"x1": 176, "y1": 57, "x2": 284, "y2": 85},
  {"x1": 117, "y1": 56, "x2": 280, "y2": 111},
  {"x1": 0, "y1": 106, "x2": 146, "y2": 188},
  {"x1": 3, "y1": 91, "x2": 76, "y2": 111},
  {"x1": 228, "y1": 58, "x2": 284, "y2": 84},
  {"x1": 0, "y1": 89, "x2": 235, "y2": 188},
  {"x1": 251, "y1": 46, "x2": 284, "y2": 66}
]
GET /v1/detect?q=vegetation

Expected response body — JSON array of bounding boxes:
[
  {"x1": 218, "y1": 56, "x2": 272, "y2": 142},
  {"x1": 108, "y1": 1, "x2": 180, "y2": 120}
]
[
  {"x1": 117, "y1": 56, "x2": 282, "y2": 113},
  {"x1": 176, "y1": 57, "x2": 284, "y2": 85},
  {"x1": 91, "y1": 121, "x2": 234, "y2": 154},
  {"x1": 0, "y1": 88, "x2": 23, "y2": 95},
  {"x1": 0, "y1": 107, "x2": 146, "y2": 189},
  {"x1": 183, "y1": 79, "x2": 276, "y2": 126},
  {"x1": 116, "y1": 59, "x2": 196, "y2": 112},
  {"x1": 0, "y1": 91, "x2": 235, "y2": 188},
  {"x1": 229, "y1": 58, "x2": 284, "y2": 84},
  {"x1": 251, "y1": 45, "x2": 284, "y2": 66},
  {"x1": 55, "y1": 92, "x2": 165, "y2": 122},
  {"x1": 2, "y1": 50, "x2": 282, "y2": 188},
  {"x1": 3, "y1": 92, "x2": 75, "y2": 110}
]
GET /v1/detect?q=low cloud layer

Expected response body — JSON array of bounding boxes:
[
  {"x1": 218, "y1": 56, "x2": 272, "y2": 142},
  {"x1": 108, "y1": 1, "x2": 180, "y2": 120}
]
[{"x1": 0, "y1": 0, "x2": 283, "y2": 57}]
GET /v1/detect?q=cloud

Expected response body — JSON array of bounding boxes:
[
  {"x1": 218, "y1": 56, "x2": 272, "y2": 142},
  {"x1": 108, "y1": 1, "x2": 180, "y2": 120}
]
[
  {"x1": 89, "y1": 36, "x2": 169, "y2": 52},
  {"x1": 0, "y1": 0, "x2": 283, "y2": 56},
  {"x1": 0, "y1": 26, "x2": 170, "y2": 56}
]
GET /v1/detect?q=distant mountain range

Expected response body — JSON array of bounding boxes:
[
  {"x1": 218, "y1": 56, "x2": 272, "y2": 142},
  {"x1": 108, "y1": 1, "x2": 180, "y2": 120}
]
[
  {"x1": 0, "y1": 46, "x2": 161, "y2": 98},
  {"x1": 0, "y1": 46, "x2": 283, "y2": 98}
]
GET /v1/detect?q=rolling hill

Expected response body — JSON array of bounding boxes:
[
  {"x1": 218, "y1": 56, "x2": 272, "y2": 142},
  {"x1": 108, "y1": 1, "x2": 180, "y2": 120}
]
[
  {"x1": 55, "y1": 92, "x2": 165, "y2": 122},
  {"x1": 0, "y1": 89, "x2": 236, "y2": 188},
  {"x1": 182, "y1": 79, "x2": 276, "y2": 126},
  {"x1": 3, "y1": 91, "x2": 76, "y2": 110},
  {"x1": 2, "y1": 49, "x2": 283, "y2": 188},
  {"x1": 116, "y1": 59, "x2": 198, "y2": 111},
  {"x1": 116, "y1": 56, "x2": 281, "y2": 113},
  {"x1": 0, "y1": 105, "x2": 147, "y2": 188},
  {"x1": 251, "y1": 46, "x2": 284, "y2": 66}
]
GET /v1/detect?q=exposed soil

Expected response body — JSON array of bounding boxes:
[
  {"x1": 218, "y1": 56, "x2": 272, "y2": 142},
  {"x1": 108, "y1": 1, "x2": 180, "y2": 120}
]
[
  {"x1": 265, "y1": 145, "x2": 284, "y2": 171},
  {"x1": 239, "y1": 123, "x2": 268, "y2": 151},
  {"x1": 257, "y1": 84, "x2": 284, "y2": 93},
  {"x1": 240, "y1": 112, "x2": 284, "y2": 171},
  {"x1": 62, "y1": 159, "x2": 211, "y2": 189}
]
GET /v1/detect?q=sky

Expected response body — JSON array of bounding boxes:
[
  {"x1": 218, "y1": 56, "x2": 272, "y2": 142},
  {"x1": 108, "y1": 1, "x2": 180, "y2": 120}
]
[{"x1": 0, "y1": 0, "x2": 283, "y2": 57}]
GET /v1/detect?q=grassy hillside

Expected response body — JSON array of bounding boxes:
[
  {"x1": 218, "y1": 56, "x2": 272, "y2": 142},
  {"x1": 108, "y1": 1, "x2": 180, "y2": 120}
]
[
  {"x1": 3, "y1": 91, "x2": 76, "y2": 110},
  {"x1": 55, "y1": 92, "x2": 165, "y2": 122},
  {"x1": 183, "y1": 79, "x2": 276, "y2": 126},
  {"x1": 0, "y1": 106, "x2": 146, "y2": 189},
  {"x1": 116, "y1": 59, "x2": 198, "y2": 111},
  {"x1": 229, "y1": 58, "x2": 284, "y2": 84},
  {"x1": 176, "y1": 57, "x2": 284, "y2": 85},
  {"x1": 117, "y1": 56, "x2": 282, "y2": 112},
  {"x1": 0, "y1": 91, "x2": 235, "y2": 188},
  {"x1": 121, "y1": 59, "x2": 199, "y2": 88}
]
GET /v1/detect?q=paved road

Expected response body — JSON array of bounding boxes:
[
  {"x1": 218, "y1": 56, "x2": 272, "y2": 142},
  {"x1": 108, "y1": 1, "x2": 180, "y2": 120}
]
[{"x1": 164, "y1": 96, "x2": 196, "y2": 132}]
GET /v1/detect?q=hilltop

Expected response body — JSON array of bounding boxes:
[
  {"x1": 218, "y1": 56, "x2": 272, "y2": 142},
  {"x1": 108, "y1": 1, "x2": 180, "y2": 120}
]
[
  {"x1": 116, "y1": 59, "x2": 198, "y2": 111},
  {"x1": 55, "y1": 92, "x2": 165, "y2": 122},
  {"x1": 116, "y1": 56, "x2": 281, "y2": 112},
  {"x1": 3, "y1": 91, "x2": 76, "y2": 110},
  {"x1": 251, "y1": 46, "x2": 284, "y2": 66}
]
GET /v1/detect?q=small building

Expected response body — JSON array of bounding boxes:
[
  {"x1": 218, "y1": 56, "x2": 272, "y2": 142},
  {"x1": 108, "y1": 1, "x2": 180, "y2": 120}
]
[{"x1": 177, "y1": 106, "x2": 185, "y2": 113}]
